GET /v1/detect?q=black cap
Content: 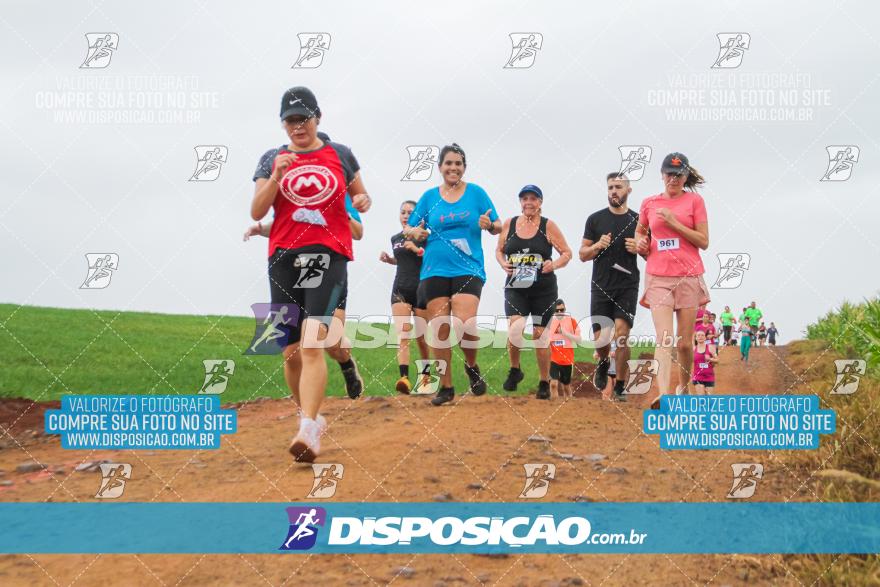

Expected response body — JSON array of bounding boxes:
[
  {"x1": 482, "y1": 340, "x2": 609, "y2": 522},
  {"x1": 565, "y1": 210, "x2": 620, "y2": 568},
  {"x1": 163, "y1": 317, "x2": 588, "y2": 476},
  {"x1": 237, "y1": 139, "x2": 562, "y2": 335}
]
[
  {"x1": 518, "y1": 184, "x2": 544, "y2": 199},
  {"x1": 555, "y1": 298, "x2": 565, "y2": 307},
  {"x1": 661, "y1": 152, "x2": 690, "y2": 175},
  {"x1": 280, "y1": 86, "x2": 320, "y2": 120}
]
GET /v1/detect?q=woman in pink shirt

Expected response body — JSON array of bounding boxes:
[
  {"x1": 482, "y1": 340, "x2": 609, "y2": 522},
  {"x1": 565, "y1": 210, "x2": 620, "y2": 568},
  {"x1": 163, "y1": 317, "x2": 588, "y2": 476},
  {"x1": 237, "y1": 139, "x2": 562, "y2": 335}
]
[{"x1": 635, "y1": 152, "x2": 711, "y2": 409}]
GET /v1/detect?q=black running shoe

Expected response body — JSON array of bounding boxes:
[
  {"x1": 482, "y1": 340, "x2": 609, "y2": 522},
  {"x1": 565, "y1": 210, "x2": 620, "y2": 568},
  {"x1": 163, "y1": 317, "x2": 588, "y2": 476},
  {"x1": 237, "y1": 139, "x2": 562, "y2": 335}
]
[
  {"x1": 592, "y1": 358, "x2": 610, "y2": 391},
  {"x1": 466, "y1": 364, "x2": 487, "y2": 396},
  {"x1": 536, "y1": 380, "x2": 551, "y2": 400},
  {"x1": 431, "y1": 387, "x2": 455, "y2": 406},
  {"x1": 502, "y1": 368, "x2": 524, "y2": 391},
  {"x1": 341, "y1": 359, "x2": 364, "y2": 399},
  {"x1": 612, "y1": 380, "x2": 627, "y2": 402}
]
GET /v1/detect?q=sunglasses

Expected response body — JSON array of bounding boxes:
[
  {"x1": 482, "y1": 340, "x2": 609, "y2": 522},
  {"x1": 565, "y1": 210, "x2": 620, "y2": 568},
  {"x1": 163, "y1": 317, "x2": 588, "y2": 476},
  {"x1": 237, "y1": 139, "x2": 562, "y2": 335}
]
[{"x1": 555, "y1": 307, "x2": 566, "y2": 312}]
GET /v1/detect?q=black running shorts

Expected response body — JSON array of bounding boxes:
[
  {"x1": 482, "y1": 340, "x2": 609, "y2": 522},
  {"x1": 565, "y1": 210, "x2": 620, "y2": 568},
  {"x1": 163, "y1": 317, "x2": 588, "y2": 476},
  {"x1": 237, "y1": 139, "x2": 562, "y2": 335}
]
[
  {"x1": 550, "y1": 362, "x2": 573, "y2": 385},
  {"x1": 417, "y1": 275, "x2": 484, "y2": 307},
  {"x1": 590, "y1": 287, "x2": 638, "y2": 331},
  {"x1": 268, "y1": 246, "x2": 348, "y2": 344}
]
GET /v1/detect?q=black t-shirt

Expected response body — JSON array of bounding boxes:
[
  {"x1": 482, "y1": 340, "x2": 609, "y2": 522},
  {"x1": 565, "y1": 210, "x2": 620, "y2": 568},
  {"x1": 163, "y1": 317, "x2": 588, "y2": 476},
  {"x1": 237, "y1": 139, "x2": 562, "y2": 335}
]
[
  {"x1": 391, "y1": 232, "x2": 422, "y2": 289},
  {"x1": 583, "y1": 208, "x2": 640, "y2": 292}
]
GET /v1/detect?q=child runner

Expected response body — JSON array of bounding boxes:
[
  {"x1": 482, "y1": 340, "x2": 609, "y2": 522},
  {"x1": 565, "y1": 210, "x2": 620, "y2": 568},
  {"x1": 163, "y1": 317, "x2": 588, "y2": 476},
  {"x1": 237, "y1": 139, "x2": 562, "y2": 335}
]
[{"x1": 548, "y1": 299, "x2": 581, "y2": 399}]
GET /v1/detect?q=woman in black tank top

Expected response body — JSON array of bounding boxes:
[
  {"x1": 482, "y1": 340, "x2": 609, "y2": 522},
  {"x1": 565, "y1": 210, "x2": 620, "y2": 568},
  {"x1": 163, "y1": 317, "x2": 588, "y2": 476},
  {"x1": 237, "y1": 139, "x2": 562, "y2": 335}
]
[
  {"x1": 495, "y1": 185, "x2": 573, "y2": 399},
  {"x1": 379, "y1": 200, "x2": 430, "y2": 394}
]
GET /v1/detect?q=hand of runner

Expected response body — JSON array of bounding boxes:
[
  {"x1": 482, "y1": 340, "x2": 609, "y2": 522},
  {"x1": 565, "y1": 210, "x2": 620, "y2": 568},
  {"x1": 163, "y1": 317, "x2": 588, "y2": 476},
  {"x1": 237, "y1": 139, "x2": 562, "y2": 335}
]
[
  {"x1": 402, "y1": 240, "x2": 421, "y2": 255},
  {"x1": 271, "y1": 153, "x2": 298, "y2": 179},
  {"x1": 499, "y1": 257, "x2": 514, "y2": 275},
  {"x1": 595, "y1": 232, "x2": 612, "y2": 250},
  {"x1": 657, "y1": 207, "x2": 677, "y2": 227},
  {"x1": 379, "y1": 251, "x2": 393, "y2": 264},
  {"x1": 407, "y1": 220, "x2": 429, "y2": 241},
  {"x1": 624, "y1": 237, "x2": 638, "y2": 254},
  {"x1": 541, "y1": 259, "x2": 554, "y2": 274},
  {"x1": 636, "y1": 235, "x2": 650, "y2": 256},
  {"x1": 243, "y1": 224, "x2": 261, "y2": 242},
  {"x1": 478, "y1": 208, "x2": 494, "y2": 231},
  {"x1": 351, "y1": 193, "x2": 371, "y2": 212}
]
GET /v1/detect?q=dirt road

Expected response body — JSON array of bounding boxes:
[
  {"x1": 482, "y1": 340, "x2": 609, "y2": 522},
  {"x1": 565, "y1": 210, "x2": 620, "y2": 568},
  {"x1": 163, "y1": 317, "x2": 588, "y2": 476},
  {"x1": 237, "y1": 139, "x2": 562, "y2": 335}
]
[{"x1": 0, "y1": 345, "x2": 813, "y2": 586}]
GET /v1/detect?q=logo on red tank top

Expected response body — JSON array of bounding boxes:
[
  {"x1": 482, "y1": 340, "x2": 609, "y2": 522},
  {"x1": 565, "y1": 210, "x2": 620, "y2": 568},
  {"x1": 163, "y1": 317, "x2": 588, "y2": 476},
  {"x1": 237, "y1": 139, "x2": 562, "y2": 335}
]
[{"x1": 279, "y1": 165, "x2": 338, "y2": 206}]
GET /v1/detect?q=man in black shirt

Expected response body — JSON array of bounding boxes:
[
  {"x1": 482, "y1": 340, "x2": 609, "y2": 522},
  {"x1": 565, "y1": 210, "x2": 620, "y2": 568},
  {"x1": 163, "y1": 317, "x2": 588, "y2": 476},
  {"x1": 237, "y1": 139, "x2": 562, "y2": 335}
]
[{"x1": 579, "y1": 172, "x2": 643, "y2": 401}]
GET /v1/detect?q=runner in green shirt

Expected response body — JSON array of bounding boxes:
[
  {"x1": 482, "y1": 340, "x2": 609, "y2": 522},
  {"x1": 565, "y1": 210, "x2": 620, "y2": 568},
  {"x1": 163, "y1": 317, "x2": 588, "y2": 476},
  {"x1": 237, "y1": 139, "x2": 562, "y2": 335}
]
[
  {"x1": 720, "y1": 305, "x2": 736, "y2": 346},
  {"x1": 744, "y1": 302, "x2": 763, "y2": 345}
]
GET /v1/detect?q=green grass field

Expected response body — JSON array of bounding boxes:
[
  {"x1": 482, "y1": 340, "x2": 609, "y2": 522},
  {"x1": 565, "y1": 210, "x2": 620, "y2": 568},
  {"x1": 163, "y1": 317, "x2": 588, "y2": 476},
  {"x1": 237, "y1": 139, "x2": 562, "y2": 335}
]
[{"x1": 0, "y1": 304, "x2": 652, "y2": 402}]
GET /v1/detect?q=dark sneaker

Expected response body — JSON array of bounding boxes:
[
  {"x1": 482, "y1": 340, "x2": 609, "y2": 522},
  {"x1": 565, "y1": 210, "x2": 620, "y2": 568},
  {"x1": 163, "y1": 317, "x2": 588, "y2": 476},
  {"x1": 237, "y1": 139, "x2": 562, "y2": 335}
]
[
  {"x1": 342, "y1": 359, "x2": 364, "y2": 399},
  {"x1": 612, "y1": 381, "x2": 627, "y2": 402},
  {"x1": 466, "y1": 364, "x2": 487, "y2": 396},
  {"x1": 536, "y1": 380, "x2": 551, "y2": 400},
  {"x1": 431, "y1": 387, "x2": 455, "y2": 406},
  {"x1": 502, "y1": 368, "x2": 524, "y2": 391},
  {"x1": 592, "y1": 358, "x2": 610, "y2": 391}
]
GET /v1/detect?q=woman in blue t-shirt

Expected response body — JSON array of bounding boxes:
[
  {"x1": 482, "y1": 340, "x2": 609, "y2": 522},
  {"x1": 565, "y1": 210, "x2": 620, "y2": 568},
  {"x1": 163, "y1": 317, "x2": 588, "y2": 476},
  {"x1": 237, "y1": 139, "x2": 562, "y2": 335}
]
[{"x1": 405, "y1": 143, "x2": 501, "y2": 406}]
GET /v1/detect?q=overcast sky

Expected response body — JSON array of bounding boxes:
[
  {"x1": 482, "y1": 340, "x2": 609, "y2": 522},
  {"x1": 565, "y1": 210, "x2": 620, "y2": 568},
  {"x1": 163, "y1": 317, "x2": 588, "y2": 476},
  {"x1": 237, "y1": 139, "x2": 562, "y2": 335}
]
[{"x1": 2, "y1": 1, "x2": 879, "y2": 344}]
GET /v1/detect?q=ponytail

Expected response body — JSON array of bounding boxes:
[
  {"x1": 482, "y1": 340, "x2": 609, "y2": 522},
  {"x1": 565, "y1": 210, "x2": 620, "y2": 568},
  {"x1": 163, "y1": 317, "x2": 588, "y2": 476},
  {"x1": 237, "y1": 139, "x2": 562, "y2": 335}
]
[{"x1": 684, "y1": 165, "x2": 706, "y2": 191}]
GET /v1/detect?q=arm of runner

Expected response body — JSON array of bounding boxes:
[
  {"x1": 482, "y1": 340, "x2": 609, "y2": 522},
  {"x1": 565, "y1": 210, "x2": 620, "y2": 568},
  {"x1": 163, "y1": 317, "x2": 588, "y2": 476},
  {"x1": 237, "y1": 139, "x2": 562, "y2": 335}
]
[
  {"x1": 495, "y1": 218, "x2": 513, "y2": 274},
  {"x1": 348, "y1": 173, "x2": 371, "y2": 213},
  {"x1": 251, "y1": 153, "x2": 295, "y2": 220},
  {"x1": 479, "y1": 208, "x2": 501, "y2": 234},
  {"x1": 349, "y1": 217, "x2": 363, "y2": 240},
  {"x1": 635, "y1": 216, "x2": 650, "y2": 257},
  {"x1": 545, "y1": 219, "x2": 572, "y2": 272},
  {"x1": 405, "y1": 219, "x2": 429, "y2": 241},
  {"x1": 243, "y1": 220, "x2": 270, "y2": 241},
  {"x1": 579, "y1": 233, "x2": 612, "y2": 261}
]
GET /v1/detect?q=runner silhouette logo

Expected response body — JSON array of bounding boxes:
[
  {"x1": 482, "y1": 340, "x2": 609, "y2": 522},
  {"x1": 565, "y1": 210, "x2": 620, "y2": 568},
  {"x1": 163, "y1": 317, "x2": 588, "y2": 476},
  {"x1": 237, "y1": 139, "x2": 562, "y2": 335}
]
[
  {"x1": 94, "y1": 463, "x2": 132, "y2": 499},
  {"x1": 245, "y1": 303, "x2": 300, "y2": 355},
  {"x1": 308, "y1": 464, "x2": 344, "y2": 498},
  {"x1": 820, "y1": 145, "x2": 860, "y2": 182},
  {"x1": 830, "y1": 359, "x2": 866, "y2": 395},
  {"x1": 520, "y1": 463, "x2": 556, "y2": 499},
  {"x1": 280, "y1": 506, "x2": 327, "y2": 550},
  {"x1": 80, "y1": 33, "x2": 118, "y2": 69},
  {"x1": 712, "y1": 253, "x2": 750, "y2": 289},
  {"x1": 401, "y1": 145, "x2": 439, "y2": 181},
  {"x1": 618, "y1": 146, "x2": 652, "y2": 181},
  {"x1": 189, "y1": 146, "x2": 228, "y2": 182},
  {"x1": 199, "y1": 360, "x2": 235, "y2": 394},
  {"x1": 504, "y1": 33, "x2": 543, "y2": 68},
  {"x1": 292, "y1": 33, "x2": 331, "y2": 69},
  {"x1": 727, "y1": 463, "x2": 763, "y2": 499},
  {"x1": 711, "y1": 33, "x2": 750, "y2": 69},
  {"x1": 80, "y1": 253, "x2": 119, "y2": 289}
]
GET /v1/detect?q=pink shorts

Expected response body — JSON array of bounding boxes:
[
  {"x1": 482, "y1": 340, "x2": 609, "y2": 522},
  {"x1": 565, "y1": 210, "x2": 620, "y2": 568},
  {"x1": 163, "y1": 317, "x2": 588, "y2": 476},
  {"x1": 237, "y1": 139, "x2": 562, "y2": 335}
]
[{"x1": 640, "y1": 274, "x2": 711, "y2": 310}]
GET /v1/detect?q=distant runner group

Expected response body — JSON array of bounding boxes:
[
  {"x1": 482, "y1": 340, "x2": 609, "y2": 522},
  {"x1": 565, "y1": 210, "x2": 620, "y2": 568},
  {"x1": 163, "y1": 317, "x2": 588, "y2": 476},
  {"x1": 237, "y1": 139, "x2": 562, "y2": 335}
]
[{"x1": 246, "y1": 86, "x2": 773, "y2": 461}]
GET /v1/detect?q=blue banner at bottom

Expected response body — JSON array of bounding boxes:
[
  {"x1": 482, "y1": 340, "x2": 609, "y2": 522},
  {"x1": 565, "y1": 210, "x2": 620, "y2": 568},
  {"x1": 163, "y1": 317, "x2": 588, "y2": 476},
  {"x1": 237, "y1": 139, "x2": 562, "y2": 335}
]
[{"x1": 2, "y1": 503, "x2": 878, "y2": 554}]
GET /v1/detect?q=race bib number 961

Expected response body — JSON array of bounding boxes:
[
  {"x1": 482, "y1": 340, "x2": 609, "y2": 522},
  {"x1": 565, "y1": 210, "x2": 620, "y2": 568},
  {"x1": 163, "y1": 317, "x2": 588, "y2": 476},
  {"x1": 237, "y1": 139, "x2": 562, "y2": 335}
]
[{"x1": 657, "y1": 238, "x2": 680, "y2": 251}]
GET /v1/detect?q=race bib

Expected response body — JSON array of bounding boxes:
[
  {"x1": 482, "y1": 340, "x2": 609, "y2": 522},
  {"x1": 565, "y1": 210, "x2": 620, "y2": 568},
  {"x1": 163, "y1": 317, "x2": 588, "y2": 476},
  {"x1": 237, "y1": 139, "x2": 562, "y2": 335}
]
[
  {"x1": 292, "y1": 208, "x2": 328, "y2": 226},
  {"x1": 699, "y1": 362, "x2": 709, "y2": 369},
  {"x1": 449, "y1": 238, "x2": 472, "y2": 256},
  {"x1": 507, "y1": 253, "x2": 542, "y2": 289},
  {"x1": 552, "y1": 339, "x2": 565, "y2": 347},
  {"x1": 656, "y1": 237, "x2": 680, "y2": 251}
]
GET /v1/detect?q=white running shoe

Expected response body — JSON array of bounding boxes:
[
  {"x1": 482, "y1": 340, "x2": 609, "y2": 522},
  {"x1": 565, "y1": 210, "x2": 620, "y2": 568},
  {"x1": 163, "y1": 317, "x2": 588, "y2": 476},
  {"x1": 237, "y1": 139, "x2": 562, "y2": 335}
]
[
  {"x1": 289, "y1": 418, "x2": 321, "y2": 462},
  {"x1": 296, "y1": 410, "x2": 328, "y2": 437}
]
